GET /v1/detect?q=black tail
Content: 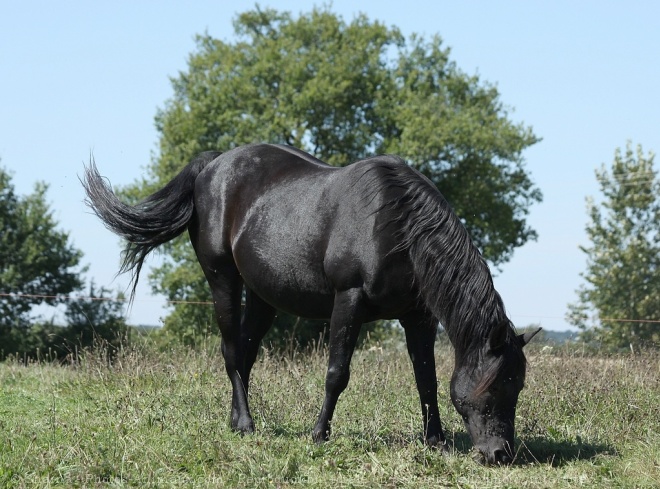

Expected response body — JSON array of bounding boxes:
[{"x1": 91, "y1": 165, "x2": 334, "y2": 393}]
[{"x1": 82, "y1": 151, "x2": 222, "y2": 300}]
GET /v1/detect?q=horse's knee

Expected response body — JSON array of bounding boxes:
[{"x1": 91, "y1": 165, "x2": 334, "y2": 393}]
[{"x1": 325, "y1": 365, "x2": 350, "y2": 394}]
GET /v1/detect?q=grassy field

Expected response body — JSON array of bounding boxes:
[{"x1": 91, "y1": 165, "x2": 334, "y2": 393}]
[{"x1": 0, "y1": 338, "x2": 658, "y2": 488}]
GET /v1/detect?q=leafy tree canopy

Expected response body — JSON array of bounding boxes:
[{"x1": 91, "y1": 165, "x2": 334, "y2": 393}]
[
  {"x1": 0, "y1": 163, "x2": 130, "y2": 360},
  {"x1": 568, "y1": 143, "x2": 660, "y2": 350},
  {"x1": 0, "y1": 164, "x2": 83, "y2": 332},
  {"x1": 122, "y1": 7, "x2": 542, "y2": 342}
]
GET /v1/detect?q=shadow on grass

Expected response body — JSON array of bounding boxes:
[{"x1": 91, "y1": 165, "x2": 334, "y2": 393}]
[
  {"x1": 269, "y1": 425, "x2": 311, "y2": 439},
  {"x1": 266, "y1": 425, "x2": 616, "y2": 468},
  {"x1": 515, "y1": 436, "x2": 616, "y2": 466},
  {"x1": 446, "y1": 431, "x2": 616, "y2": 467},
  {"x1": 269, "y1": 424, "x2": 420, "y2": 451}
]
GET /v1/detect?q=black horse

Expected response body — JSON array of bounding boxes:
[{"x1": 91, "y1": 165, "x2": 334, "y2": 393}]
[{"x1": 83, "y1": 143, "x2": 539, "y2": 465}]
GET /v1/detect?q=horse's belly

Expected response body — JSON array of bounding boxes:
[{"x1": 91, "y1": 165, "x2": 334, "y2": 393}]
[
  {"x1": 234, "y1": 240, "x2": 336, "y2": 319},
  {"x1": 235, "y1": 245, "x2": 417, "y2": 321},
  {"x1": 241, "y1": 268, "x2": 336, "y2": 319}
]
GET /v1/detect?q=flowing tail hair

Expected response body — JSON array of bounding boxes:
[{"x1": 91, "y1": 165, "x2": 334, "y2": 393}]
[{"x1": 81, "y1": 151, "x2": 222, "y2": 302}]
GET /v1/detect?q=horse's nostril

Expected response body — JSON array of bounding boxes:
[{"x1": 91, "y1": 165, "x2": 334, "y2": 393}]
[{"x1": 492, "y1": 449, "x2": 513, "y2": 465}]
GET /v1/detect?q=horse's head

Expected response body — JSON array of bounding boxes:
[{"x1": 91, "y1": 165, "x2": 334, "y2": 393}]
[{"x1": 450, "y1": 323, "x2": 540, "y2": 465}]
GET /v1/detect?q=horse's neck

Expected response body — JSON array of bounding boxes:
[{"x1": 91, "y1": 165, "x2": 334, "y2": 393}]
[{"x1": 441, "y1": 284, "x2": 505, "y2": 357}]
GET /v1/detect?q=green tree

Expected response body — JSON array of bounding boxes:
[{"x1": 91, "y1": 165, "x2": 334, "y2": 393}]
[
  {"x1": 123, "y1": 7, "x2": 541, "y2": 343},
  {"x1": 0, "y1": 164, "x2": 84, "y2": 356},
  {"x1": 568, "y1": 143, "x2": 660, "y2": 350}
]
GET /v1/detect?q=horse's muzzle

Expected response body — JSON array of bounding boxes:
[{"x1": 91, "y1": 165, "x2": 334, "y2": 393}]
[{"x1": 474, "y1": 440, "x2": 515, "y2": 466}]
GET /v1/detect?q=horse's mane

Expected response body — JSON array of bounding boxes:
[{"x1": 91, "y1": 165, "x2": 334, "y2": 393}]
[{"x1": 366, "y1": 157, "x2": 511, "y2": 355}]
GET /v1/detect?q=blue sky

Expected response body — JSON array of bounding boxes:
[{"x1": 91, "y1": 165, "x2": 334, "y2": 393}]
[{"x1": 1, "y1": 1, "x2": 659, "y2": 331}]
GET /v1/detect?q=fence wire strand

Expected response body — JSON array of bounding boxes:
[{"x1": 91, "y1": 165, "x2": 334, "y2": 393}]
[{"x1": 2, "y1": 292, "x2": 659, "y2": 324}]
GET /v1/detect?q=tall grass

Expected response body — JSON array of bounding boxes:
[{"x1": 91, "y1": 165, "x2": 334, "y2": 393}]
[{"x1": 0, "y1": 339, "x2": 658, "y2": 488}]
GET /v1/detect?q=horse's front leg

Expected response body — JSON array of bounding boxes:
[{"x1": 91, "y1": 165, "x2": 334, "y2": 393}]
[
  {"x1": 401, "y1": 312, "x2": 448, "y2": 451},
  {"x1": 312, "y1": 288, "x2": 365, "y2": 443}
]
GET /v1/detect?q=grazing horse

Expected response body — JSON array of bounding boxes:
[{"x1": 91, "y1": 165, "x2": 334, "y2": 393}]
[{"x1": 82, "y1": 143, "x2": 539, "y2": 465}]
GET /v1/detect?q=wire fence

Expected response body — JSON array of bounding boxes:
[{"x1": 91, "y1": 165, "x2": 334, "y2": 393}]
[
  {"x1": 0, "y1": 292, "x2": 213, "y2": 306},
  {"x1": 2, "y1": 292, "x2": 660, "y2": 324}
]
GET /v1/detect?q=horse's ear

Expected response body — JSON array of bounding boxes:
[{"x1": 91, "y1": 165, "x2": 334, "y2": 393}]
[
  {"x1": 518, "y1": 327, "x2": 542, "y2": 347},
  {"x1": 488, "y1": 321, "x2": 509, "y2": 352}
]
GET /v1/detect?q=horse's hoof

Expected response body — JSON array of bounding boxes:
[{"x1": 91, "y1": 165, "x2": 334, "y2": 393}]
[
  {"x1": 312, "y1": 428, "x2": 330, "y2": 444},
  {"x1": 424, "y1": 435, "x2": 449, "y2": 453},
  {"x1": 231, "y1": 418, "x2": 255, "y2": 435}
]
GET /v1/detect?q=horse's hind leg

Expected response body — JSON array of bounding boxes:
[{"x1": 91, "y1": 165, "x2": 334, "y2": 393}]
[
  {"x1": 205, "y1": 263, "x2": 256, "y2": 434},
  {"x1": 400, "y1": 312, "x2": 447, "y2": 450},
  {"x1": 312, "y1": 288, "x2": 365, "y2": 443},
  {"x1": 238, "y1": 288, "x2": 276, "y2": 398}
]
